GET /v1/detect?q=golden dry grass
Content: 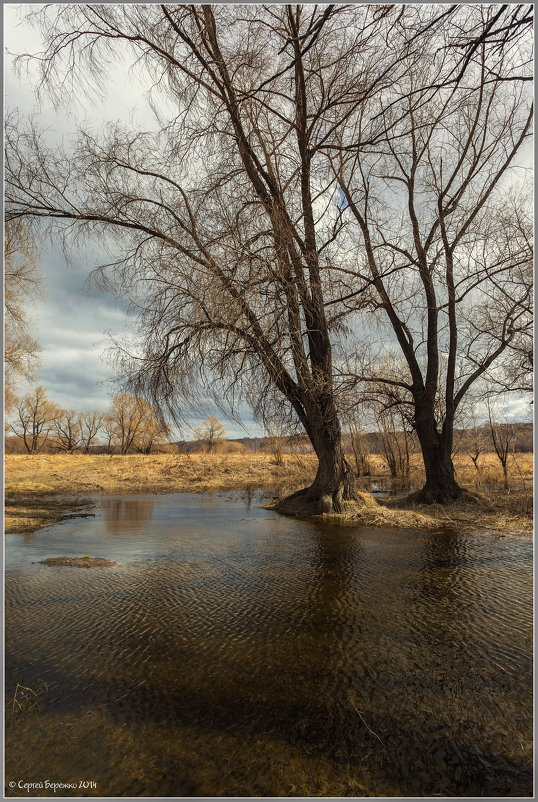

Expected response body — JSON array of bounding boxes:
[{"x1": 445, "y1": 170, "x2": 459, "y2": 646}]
[
  {"x1": 358, "y1": 450, "x2": 533, "y2": 490},
  {"x1": 4, "y1": 452, "x2": 317, "y2": 496},
  {"x1": 453, "y1": 450, "x2": 533, "y2": 489}
]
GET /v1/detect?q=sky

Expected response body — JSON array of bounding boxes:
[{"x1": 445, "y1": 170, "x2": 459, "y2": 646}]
[
  {"x1": 4, "y1": 5, "x2": 533, "y2": 436},
  {"x1": 4, "y1": 5, "x2": 265, "y2": 440}
]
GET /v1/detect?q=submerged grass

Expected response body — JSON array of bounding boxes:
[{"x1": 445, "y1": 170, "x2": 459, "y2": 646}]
[
  {"x1": 39, "y1": 556, "x2": 117, "y2": 568},
  {"x1": 4, "y1": 704, "x2": 376, "y2": 797}
]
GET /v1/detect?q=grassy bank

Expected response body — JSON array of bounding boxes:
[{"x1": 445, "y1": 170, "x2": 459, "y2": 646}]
[
  {"x1": 4, "y1": 453, "x2": 316, "y2": 534},
  {"x1": 4, "y1": 451, "x2": 533, "y2": 536}
]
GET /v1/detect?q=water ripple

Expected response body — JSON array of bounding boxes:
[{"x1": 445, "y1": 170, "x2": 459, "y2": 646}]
[{"x1": 5, "y1": 493, "x2": 532, "y2": 797}]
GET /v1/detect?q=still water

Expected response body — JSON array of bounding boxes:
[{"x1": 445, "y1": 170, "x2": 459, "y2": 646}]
[{"x1": 5, "y1": 493, "x2": 533, "y2": 797}]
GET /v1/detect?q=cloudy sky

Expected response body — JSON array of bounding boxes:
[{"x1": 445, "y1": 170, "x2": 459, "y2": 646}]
[
  {"x1": 4, "y1": 5, "x2": 265, "y2": 439},
  {"x1": 4, "y1": 6, "x2": 532, "y2": 435}
]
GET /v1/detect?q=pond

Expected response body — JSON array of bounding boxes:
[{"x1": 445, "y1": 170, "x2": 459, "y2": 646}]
[{"x1": 5, "y1": 493, "x2": 533, "y2": 797}]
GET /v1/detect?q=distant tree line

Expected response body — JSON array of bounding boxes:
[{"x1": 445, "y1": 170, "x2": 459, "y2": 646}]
[
  {"x1": 6, "y1": 388, "x2": 172, "y2": 455},
  {"x1": 6, "y1": 385, "x2": 532, "y2": 492}
]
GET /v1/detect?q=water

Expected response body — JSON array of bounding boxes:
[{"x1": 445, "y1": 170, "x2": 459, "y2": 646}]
[{"x1": 5, "y1": 493, "x2": 533, "y2": 797}]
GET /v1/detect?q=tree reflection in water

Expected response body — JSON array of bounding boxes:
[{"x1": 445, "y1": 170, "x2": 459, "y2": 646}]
[{"x1": 102, "y1": 498, "x2": 155, "y2": 535}]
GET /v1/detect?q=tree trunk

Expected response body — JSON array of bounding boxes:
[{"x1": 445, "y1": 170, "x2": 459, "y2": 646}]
[
  {"x1": 502, "y1": 461, "x2": 509, "y2": 490},
  {"x1": 277, "y1": 401, "x2": 356, "y2": 515},
  {"x1": 411, "y1": 403, "x2": 463, "y2": 503}
]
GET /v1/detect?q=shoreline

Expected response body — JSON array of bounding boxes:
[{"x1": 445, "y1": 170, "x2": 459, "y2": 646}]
[
  {"x1": 5, "y1": 485, "x2": 532, "y2": 538},
  {"x1": 5, "y1": 453, "x2": 533, "y2": 537}
]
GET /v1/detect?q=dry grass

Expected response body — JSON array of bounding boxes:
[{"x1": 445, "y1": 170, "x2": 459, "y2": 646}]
[
  {"x1": 331, "y1": 497, "x2": 440, "y2": 531},
  {"x1": 4, "y1": 497, "x2": 95, "y2": 535},
  {"x1": 5, "y1": 452, "x2": 317, "y2": 496},
  {"x1": 364, "y1": 451, "x2": 534, "y2": 537},
  {"x1": 358, "y1": 451, "x2": 533, "y2": 492},
  {"x1": 453, "y1": 451, "x2": 533, "y2": 490},
  {"x1": 4, "y1": 451, "x2": 533, "y2": 536}
]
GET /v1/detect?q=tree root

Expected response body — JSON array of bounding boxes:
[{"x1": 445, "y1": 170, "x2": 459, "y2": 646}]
[
  {"x1": 274, "y1": 486, "x2": 372, "y2": 517},
  {"x1": 406, "y1": 486, "x2": 487, "y2": 506}
]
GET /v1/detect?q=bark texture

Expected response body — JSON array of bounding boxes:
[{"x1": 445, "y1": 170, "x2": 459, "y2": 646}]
[{"x1": 278, "y1": 398, "x2": 356, "y2": 514}]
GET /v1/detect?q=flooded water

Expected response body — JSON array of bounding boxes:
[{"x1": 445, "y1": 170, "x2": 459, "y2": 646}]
[{"x1": 5, "y1": 493, "x2": 533, "y2": 797}]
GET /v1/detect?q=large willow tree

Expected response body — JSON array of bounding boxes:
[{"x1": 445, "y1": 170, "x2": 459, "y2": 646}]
[
  {"x1": 6, "y1": 4, "x2": 412, "y2": 512},
  {"x1": 6, "y1": 5, "x2": 532, "y2": 507}
]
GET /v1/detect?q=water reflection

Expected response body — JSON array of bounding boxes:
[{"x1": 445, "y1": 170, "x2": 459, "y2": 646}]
[
  {"x1": 5, "y1": 494, "x2": 532, "y2": 797},
  {"x1": 102, "y1": 498, "x2": 155, "y2": 534}
]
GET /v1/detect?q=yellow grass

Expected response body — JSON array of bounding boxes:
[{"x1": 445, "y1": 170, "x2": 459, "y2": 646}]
[
  {"x1": 453, "y1": 450, "x2": 533, "y2": 489},
  {"x1": 357, "y1": 450, "x2": 533, "y2": 490},
  {"x1": 5, "y1": 452, "x2": 317, "y2": 496}
]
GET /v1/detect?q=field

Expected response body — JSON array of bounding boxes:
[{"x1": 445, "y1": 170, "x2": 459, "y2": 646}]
[{"x1": 4, "y1": 450, "x2": 533, "y2": 536}]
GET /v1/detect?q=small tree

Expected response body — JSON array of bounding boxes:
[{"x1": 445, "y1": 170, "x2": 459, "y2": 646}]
[
  {"x1": 106, "y1": 393, "x2": 148, "y2": 454},
  {"x1": 378, "y1": 407, "x2": 411, "y2": 484},
  {"x1": 194, "y1": 416, "x2": 226, "y2": 453},
  {"x1": 105, "y1": 393, "x2": 169, "y2": 454},
  {"x1": 80, "y1": 409, "x2": 104, "y2": 453},
  {"x1": 466, "y1": 424, "x2": 490, "y2": 476},
  {"x1": 487, "y1": 400, "x2": 517, "y2": 491},
  {"x1": 345, "y1": 403, "x2": 371, "y2": 479},
  {"x1": 53, "y1": 409, "x2": 83, "y2": 453},
  {"x1": 134, "y1": 410, "x2": 171, "y2": 454},
  {"x1": 10, "y1": 386, "x2": 60, "y2": 453}
]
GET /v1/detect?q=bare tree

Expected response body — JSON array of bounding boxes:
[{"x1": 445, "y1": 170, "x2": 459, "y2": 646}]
[
  {"x1": 425, "y1": 4, "x2": 533, "y2": 89},
  {"x1": 194, "y1": 416, "x2": 226, "y2": 454},
  {"x1": 335, "y1": 11, "x2": 532, "y2": 502},
  {"x1": 487, "y1": 399, "x2": 517, "y2": 491},
  {"x1": 378, "y1": 406, "x2": 412, "y2": 484},
  {"x1": 456, "y1": 402, "x2": 490, "y2": 476},
  {"x1": 5, "y1": 6, "x2": 532, "y2": 510},
  {"x1": 467, "y1": 426, "x2": 489, "y2": 476},
  {"x1": 5, "y1": 4, "x2": 420, "y2": 513},
  {"x1": 53, "y1": 409, "x2": 83, "y2": 453},
  {"x1": 134, "y1": 408, "x2": 171, "y2": 454},
  {"x1": 10, "y1": 386, "x2": 60, "y2": 453},
  {"x1": 104, "y1": 393, "x2": 168, "y2": 454},
  {"x1": 4, "y1": 219, "x2": 43, "y2": 411},
  {"x1": 80, "y1": 409, "x2": 104, "y2": 453},
  {"x1": 340, "y1": 399, "x2": 371, "y2": 478},
  {"x1": 102, "y1": 416, "x2": 116, "y2": 456},
  {"x1": 105, "y1": 393, "x2": 148, "y2": 455}
]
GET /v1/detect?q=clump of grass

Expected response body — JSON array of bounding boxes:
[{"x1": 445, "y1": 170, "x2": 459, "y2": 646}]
[
  {"x1": 39, "y1": 556, "x2": 116, "y2": 568},
  {"x1": 8, "y1": 680, "x2": 49, "y2": 734},
  {"x1": 330, "y1": 497, "x2": 438, "y2": 530}
]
